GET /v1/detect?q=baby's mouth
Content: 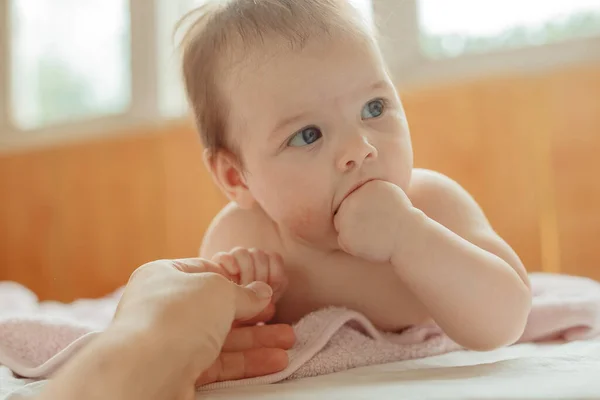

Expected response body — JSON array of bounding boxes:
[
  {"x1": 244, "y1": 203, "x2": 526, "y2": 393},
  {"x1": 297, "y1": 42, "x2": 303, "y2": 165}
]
[{"x1": 333, "y1": 178, "x2": 375, "y2": 216}]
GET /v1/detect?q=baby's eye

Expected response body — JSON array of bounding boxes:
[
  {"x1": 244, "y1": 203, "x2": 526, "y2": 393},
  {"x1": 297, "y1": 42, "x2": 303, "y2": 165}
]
[
  {"x1": 361, "y1": 98, "x2": 386, "y2": 120},
  {"x1": 287, "y1": 126, "x2": 323, "y2": 147}
]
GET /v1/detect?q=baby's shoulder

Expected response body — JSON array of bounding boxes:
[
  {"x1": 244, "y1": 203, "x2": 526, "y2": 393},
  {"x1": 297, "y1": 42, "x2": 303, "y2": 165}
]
[
  {"x1": 408, "y1": 168, "x2": 487, "y2": 229},
  {"x1": 409, "y1": 168, "x2": 463, "y2": 194},
  {"x1": 200, "y1": 202, "x2": 281, "y2": 258}
]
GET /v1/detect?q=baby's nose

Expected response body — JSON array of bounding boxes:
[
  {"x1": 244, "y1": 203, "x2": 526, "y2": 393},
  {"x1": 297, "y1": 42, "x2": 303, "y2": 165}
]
[{"x1": 337, "y1": 135, "x2": 378, "y2": 172}]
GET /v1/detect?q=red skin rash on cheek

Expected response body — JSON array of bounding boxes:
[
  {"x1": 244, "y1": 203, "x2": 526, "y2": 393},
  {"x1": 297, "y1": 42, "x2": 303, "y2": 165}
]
[{"x1": 284, "y1": 206, "x2": 316, "y2": 242}]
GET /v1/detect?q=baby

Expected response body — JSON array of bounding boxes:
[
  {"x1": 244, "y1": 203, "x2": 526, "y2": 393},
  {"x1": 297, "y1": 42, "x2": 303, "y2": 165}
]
[{"x1": 179, "y1": 0, "x2": 532, "y2": 351}]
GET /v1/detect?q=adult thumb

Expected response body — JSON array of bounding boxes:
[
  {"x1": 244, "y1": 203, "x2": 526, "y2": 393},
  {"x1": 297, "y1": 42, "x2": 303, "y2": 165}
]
[{"x1": 233, "y1": 282, "x2": 273, "y2": 321}]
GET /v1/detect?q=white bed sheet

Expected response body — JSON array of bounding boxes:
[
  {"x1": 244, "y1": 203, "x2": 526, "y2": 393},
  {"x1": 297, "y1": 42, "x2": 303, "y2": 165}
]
[
  {"x1": 3, "y1": 339, "x2": 600, "y2": 399},
  {"x1": 201, "y1": 339, "x2": 600, "y2": 400}
]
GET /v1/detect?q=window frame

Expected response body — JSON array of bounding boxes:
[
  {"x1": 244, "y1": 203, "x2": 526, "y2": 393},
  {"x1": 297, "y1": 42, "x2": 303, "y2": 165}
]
[
  {"x1": 1, "y1": 0, "x2": 599, "y2": 152},
  {"x1": 0, "y1": 0, "x2": 165, "y2": 153},
  {"x1": 375, "y1": 0, "x2": 600, "y2": 89},
  {"x1": 0, "y1": 0, "x2": 10, "y2": 141}
]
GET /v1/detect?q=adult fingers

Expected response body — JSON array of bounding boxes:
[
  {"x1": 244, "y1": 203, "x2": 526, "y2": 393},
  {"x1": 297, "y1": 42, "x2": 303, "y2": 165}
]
[
  {"x1": 222, "y1": 324, "x2": 296, "y2": 352},
  {"x1": 212, "y1": 252, "x2": 240, "y2": 281},
  {"x1": 170, "y1": 258, "x2": 227, "y2": 276},
  {"x1": 195, "y1": 348, "x2": 289, "y2": 387},
  {"x1": 171, "y1": 260, "x2": 273, "y2": 323},
  {"x1": 233, "y1": 281, "x2": 273, "y2": 321},
  {"x1": 233, "y1": 302, "x2": 276, "y2": 327}
]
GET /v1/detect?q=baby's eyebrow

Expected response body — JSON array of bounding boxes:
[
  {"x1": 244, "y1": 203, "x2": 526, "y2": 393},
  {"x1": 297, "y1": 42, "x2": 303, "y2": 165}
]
[
  {"x1": 270, "y1": 110, "x2": 313, "y2": 140},
  {"x1": 368, "y1": 80, "x2": 391, "y2": 93},
  {"x1": 268, "y1": 79, "x2": 391, "y2": 139}
]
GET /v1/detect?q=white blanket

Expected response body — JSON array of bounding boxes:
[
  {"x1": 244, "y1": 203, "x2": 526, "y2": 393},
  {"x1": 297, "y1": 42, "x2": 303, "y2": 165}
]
[{"x1": 3, "y1": 339, "x2": 600, "y2": 399}]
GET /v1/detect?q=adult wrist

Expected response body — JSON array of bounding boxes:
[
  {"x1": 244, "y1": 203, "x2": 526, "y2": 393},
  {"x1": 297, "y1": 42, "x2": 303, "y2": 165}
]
[{"x1": 34, "y1": 324, "x2": 191, "y2": 400}]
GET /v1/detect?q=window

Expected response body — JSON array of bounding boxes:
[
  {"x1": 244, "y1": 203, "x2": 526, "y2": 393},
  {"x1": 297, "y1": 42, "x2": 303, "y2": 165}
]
[
  {"x1": 2, "y1": 0, "x2": 597, "y2": 149},
  {"x1": 418, "y1": 0, "x2": 600, "y2": 59},
  {"x1": 156, "y1": 0, "x2": 204, "y2": 118},
  {"x1": 350, "y1": 0, "x2": 374, "y2": 24},
  {"x1": 9, "y1": 0, "x2": 131, "y2": 130}
]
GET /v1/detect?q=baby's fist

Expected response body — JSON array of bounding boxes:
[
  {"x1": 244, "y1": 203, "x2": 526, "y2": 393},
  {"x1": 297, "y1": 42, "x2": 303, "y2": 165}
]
[
  {"x1": 212, "y1": 248, "x2": 288, "y2": 303},
  {"x1": 334, "y1": 180, "x2": 413, "y2": 263}
]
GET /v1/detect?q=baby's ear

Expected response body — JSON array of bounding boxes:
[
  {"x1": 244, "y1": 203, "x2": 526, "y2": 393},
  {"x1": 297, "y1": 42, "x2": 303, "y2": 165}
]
[{"x1": 204, "y1": 148, "x2": 255, "y2": 209}]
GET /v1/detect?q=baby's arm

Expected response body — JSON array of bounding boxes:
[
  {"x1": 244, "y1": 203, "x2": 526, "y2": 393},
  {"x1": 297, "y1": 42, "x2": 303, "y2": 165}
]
[
  {"x1": 200, "y1": 202, "x2": 288, "y2": 302},
  {"x1": 397, "y1": 170, "x2": 531, "y2": 350}
]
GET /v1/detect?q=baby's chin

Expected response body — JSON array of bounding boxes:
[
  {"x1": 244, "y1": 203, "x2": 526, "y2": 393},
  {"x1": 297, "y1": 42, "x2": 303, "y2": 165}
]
[{"x1": 283, "y1": 221, "x2": 340, "y2": 252}]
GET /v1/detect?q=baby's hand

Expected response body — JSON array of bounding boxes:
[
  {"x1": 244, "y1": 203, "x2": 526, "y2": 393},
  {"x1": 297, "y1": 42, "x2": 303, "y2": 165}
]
[
  {"x1": 211, "y1": 248, "x2": 288, "y2": 303},
  {"x1": 334, "y1": 180, "x2": 417, "y2": 263}
]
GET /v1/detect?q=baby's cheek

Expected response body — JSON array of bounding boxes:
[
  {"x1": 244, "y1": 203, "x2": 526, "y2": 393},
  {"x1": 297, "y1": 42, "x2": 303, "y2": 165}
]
[
  {"x1": 284, "y1": 206, "x2": 315, "y2": 237},
  {"x1": 280, "y1": 204, "x2": 330, "y2": 243}
]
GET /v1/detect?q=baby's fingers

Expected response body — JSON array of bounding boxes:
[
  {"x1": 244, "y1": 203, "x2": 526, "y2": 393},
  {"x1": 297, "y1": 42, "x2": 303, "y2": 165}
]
[
  {"x1": 249, "y1": 249, "x2": 270, "y2": 283},
  {"x1": 232, "y1": 247, "x2": 256, "y2": 285},
  {"x1": 267, "y1": 252, "x2": 288, "y2": 301},
  {"x1": 212, "y1": 252, "x2": 240, "y2": 276}
]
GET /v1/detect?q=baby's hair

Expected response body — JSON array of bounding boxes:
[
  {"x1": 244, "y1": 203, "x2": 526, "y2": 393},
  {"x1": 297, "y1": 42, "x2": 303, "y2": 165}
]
[{"x1": 176, "y1": 0, "x2": 375, "y2": 161}]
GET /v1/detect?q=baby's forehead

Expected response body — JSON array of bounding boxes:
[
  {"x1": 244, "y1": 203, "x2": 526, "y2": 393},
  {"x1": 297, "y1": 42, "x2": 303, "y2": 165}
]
[
  {"x1": 220, "y1": 34, "x2": 384, "y2": 108},
  {"x1": 213, "y1": 32, "x2": 388, "y2": 149}
]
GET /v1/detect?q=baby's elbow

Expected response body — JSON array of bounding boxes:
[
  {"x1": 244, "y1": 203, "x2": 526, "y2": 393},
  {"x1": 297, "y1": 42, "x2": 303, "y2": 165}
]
[
  {"x1": 462, "y1": 323, "x2": 525, "y2": 352},
  {"x1": 461, "y1": 286, "x2": 532, "y2": 352}
]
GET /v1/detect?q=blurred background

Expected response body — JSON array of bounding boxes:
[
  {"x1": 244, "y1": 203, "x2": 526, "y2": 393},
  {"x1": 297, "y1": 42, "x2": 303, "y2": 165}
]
[{"x1": 0, "y1": 0, "x2": 599, "y2": 302}]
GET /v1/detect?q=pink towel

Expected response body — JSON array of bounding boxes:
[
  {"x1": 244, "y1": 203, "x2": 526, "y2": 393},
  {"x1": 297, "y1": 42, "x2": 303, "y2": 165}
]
[{"x1": 0, "y1": 273, "x2": 599, "y2": 391}]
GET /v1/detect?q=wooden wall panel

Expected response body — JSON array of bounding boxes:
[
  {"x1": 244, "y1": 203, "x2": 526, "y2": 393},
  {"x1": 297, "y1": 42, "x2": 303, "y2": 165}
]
[
  {"x1": 0, "y1": 132, "x2": 167, "y2": 301},
  {"x1": 403, "y1": 78, "x2": 543, "y2": 272},
  {"x1": 1, "y1": 63, "x2": 599, "y2": 301},
  {"x1": 160, "y1": 124, "x2": 227, "y2": 259},
  {"x1": 549, "y1": 68, "x2": 600, "y2": 281}
]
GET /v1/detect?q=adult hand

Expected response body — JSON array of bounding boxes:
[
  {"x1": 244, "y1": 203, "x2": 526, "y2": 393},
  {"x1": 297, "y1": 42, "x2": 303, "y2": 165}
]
[
  {"x1": 114, "y1": 258, "x2": 295, "y2": 387},
  {"x1": 35, "y1": 258, "x2": 295, "y2": 400}
]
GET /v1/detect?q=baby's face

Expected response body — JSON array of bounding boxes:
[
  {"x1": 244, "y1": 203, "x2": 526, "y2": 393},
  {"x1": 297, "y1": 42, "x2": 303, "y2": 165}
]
[{"x1": 222, "y1": 33, "x2": 413, "y2": 250}]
